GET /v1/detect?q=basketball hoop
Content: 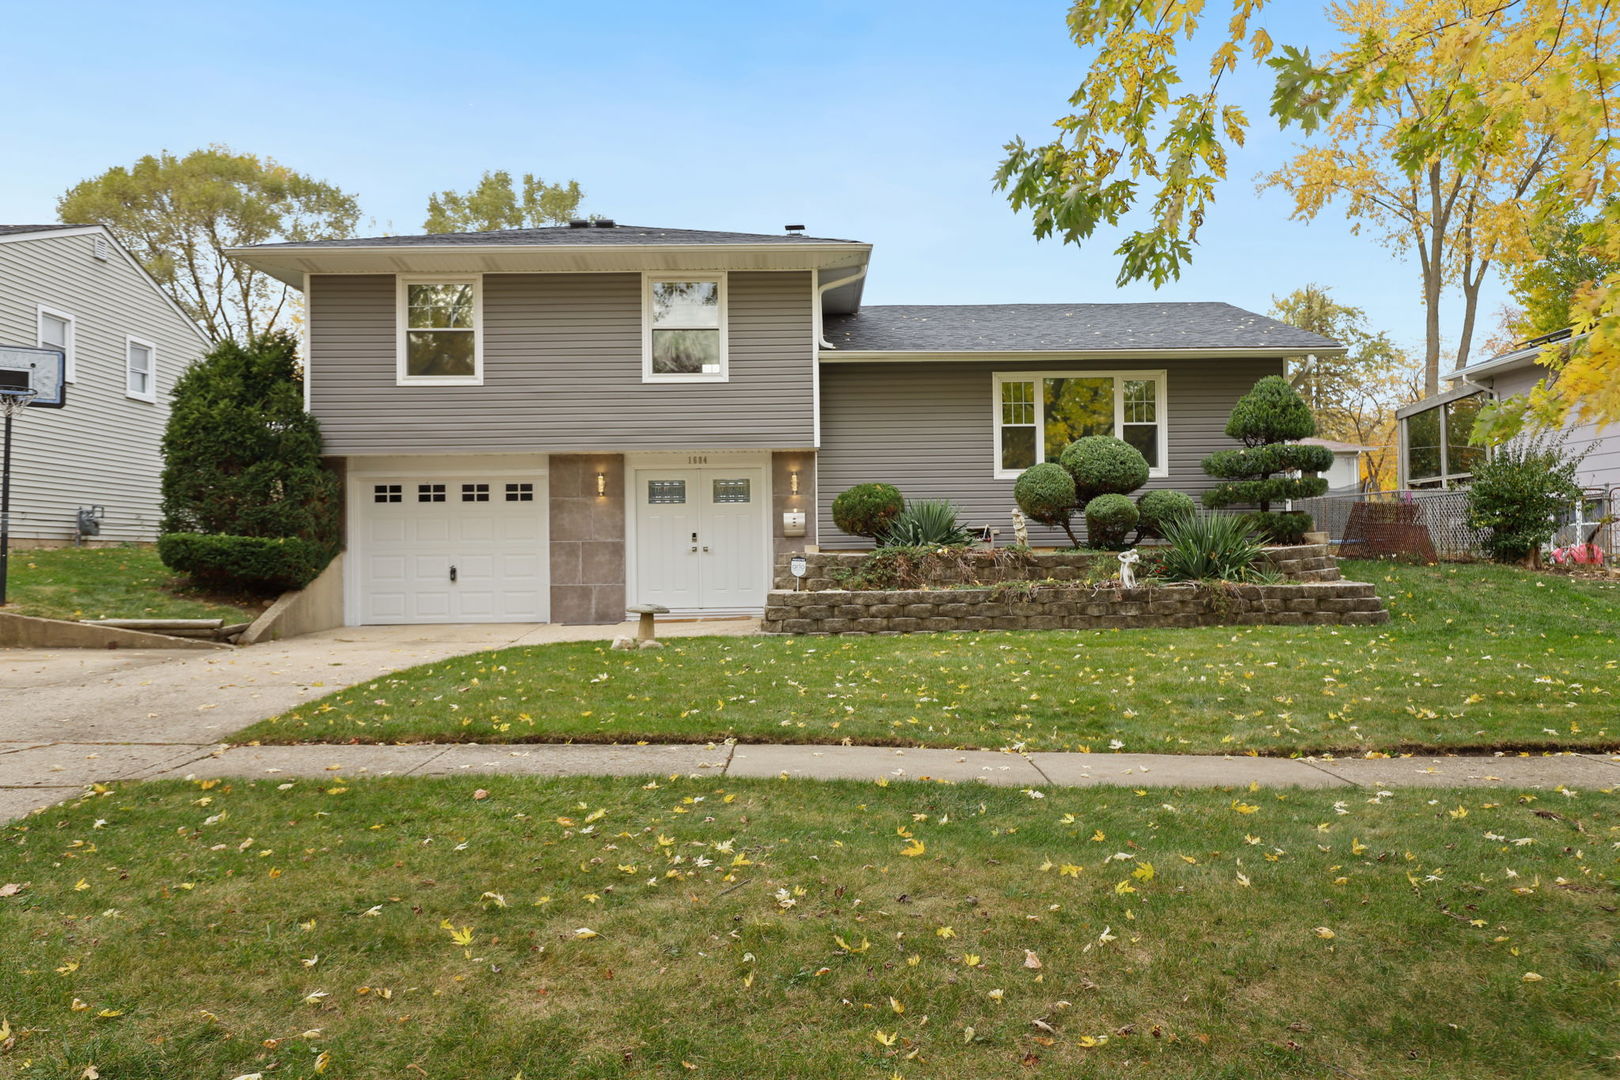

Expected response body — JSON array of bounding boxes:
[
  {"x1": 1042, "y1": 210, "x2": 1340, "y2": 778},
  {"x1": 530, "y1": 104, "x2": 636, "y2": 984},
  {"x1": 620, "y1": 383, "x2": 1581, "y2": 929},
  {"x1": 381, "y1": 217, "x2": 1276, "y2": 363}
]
[{"x1": 0, "y1": 388, "x2": 39, "y2": 419}]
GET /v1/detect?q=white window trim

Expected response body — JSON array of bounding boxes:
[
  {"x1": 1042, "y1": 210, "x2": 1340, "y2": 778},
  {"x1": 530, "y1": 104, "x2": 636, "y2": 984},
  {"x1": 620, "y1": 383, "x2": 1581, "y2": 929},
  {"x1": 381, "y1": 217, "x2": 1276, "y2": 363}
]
[
  {"x1": 991, "y1": 369, "x2": 1169, "y2": 480},
  {"x1": 642, "y1": 271, "x2": 729, "y2": 383},
  {"x1": 37, "y1": 304, "x2": 77, "y2": 383},
  {"x1": 395, "y1": 274, "x2": 484, "y2": 386},
  {"x1": 125, "y1": 335, "x2": 158, "y2": 403}
]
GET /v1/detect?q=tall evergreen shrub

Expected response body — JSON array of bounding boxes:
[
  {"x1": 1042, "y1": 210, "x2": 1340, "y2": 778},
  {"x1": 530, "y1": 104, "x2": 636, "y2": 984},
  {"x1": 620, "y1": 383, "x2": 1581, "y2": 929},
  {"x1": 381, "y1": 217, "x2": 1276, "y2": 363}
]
[{"x1": 159, "y1": 331, "x2": 339, "y2": 590}]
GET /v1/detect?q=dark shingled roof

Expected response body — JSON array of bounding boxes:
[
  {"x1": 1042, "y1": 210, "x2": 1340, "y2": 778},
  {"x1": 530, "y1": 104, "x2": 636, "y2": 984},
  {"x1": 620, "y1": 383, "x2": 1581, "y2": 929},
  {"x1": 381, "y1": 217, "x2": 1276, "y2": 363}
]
[
  {"x1": 0, "y1": 224, "x2": 90, "y2": 236},
  {"x1": 244, "y1": 224, "x2": 865, "y2": 251},
  {"x1": 823, "y1": 303, "x2": 1342, "y2": 353}
]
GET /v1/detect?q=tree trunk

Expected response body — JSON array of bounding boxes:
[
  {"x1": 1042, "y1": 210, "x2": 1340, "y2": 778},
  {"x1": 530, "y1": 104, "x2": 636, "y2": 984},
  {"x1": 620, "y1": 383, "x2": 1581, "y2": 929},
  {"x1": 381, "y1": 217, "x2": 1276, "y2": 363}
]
[{"x1": 1423, "y1": 163, "x2": 1445, "y2": 397}]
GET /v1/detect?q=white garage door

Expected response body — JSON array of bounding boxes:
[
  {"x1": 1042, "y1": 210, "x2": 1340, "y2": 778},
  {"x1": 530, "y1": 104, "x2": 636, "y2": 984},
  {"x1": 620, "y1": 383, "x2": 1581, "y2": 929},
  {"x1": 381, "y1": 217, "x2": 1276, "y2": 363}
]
[{"x1": 356, "y1": 475, "x2": 548, "y2": 624}]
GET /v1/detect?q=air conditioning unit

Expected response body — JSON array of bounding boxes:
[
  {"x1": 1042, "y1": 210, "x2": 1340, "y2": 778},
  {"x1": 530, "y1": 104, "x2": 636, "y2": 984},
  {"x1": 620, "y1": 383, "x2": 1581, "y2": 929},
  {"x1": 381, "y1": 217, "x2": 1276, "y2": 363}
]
[{"x1": 92, "y1": 236, "x2": 111, "y2": 261}]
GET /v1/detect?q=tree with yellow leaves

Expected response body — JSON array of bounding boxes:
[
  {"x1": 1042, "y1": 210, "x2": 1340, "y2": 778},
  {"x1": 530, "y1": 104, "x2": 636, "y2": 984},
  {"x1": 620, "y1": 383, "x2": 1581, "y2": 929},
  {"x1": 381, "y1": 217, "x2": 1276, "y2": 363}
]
[{"x1": 996, "y1": 0, "x2": 1620, "y2": 428}]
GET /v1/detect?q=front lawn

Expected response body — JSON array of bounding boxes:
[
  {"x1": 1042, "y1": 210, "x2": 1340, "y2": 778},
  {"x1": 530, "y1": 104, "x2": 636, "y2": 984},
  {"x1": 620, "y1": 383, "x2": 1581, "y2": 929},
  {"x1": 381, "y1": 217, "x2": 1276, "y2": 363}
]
[
  {"x1": 238, "y1": 561, "x2": 1619, "y2": 756},
  {"x1": 1, "y1": 776, "x2": 1614, "y2": 1079},
  {"x1": 3, "y1": 546, "x2": 260, "y2": 624}
]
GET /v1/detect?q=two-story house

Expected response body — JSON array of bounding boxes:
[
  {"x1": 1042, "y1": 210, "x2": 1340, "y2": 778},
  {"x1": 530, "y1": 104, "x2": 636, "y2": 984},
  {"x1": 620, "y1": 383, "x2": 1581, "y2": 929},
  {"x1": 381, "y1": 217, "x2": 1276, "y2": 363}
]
[
  {"x1": 0, "y1": 224, "x2": 209, "y2": 543},
  {"x1": 231, "y1": 222, "x2": 1338, "y2": 626}
]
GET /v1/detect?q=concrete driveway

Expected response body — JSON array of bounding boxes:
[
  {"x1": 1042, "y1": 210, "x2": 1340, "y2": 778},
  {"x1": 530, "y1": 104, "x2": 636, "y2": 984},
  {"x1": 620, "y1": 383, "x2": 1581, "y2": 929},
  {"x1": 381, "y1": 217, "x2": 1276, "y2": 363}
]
[{"x1": 0, "y1": 617, "x2": 757, "y2": 820}]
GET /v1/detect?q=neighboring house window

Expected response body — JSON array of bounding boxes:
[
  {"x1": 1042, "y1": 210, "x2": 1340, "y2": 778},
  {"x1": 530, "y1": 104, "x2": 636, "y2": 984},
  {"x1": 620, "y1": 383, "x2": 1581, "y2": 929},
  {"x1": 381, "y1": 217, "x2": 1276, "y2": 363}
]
[
  {"x1": 992, "y1": 371, "x2": 1168, "y2": 478},
  {"x1": 1403, "y1": 392, "x2": 1486, "y2": 488},
  {"x1": 397, "y1": 277, "x2": 482, "y2": 385},
  {"x1": 37, "y1": 306, "x2": 76, "y2": 383},
  {"x1": 125, "y1": 336, "x2": 157, "y2": 402},
  {"x1": 644, "y1": 275, "x2": 727, "y2": 381}
]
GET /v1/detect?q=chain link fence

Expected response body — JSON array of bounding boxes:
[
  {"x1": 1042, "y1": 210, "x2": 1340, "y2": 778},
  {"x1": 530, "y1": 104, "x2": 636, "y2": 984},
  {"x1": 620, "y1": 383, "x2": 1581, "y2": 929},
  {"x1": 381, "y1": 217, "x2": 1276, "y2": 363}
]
[{"x1": 1297, "y1": 487, "x2": 1614, "y2": 561}]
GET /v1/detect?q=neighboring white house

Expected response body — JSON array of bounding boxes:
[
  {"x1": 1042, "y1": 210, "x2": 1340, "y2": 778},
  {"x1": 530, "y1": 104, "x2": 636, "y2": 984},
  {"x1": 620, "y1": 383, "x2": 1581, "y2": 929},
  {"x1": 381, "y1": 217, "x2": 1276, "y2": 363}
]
[
  {"x1": 0, "y1": 224, "x2": 209, "y2": 543},
  {"x1": 1299, "y1": 436, "x2": 1370, "y2": 493},
  {"x1": 1395, "y1": 330, "x2": 1615, "y2": 496}
]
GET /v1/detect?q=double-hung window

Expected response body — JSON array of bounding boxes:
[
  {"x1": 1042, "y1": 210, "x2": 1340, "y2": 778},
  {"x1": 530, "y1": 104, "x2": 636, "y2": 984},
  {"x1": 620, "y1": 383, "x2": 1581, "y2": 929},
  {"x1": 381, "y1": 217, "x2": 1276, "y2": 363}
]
[
  {"x1": 37, "y1": 306, "x2": 76, "y2": 383},
  {"x1": 644, "y1": 275, "x2": 726, "y2": 381},
  {"x1": 126, "y1": 336, "x2": 157, "y2": 402},
  {"x1": 398, "y1": 277, "x2": 481, "y2": 384},
  {"x1": 993, "y1": 370, "x2": 1167, "y2": 478}
]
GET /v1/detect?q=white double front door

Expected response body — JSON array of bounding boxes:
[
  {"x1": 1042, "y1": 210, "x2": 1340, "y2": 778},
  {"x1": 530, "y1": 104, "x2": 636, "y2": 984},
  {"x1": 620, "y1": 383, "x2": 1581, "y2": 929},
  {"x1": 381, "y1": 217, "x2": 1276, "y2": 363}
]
[{"x1": 633, "y1": 465, "x2": 767, "y2": 613}]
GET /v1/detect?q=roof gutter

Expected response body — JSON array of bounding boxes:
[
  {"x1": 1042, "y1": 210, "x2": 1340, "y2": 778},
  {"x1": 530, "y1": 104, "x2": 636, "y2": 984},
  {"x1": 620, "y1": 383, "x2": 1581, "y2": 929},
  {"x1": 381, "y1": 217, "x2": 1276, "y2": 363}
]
[{"x1": 819, "y1": 345, "x2": 1346, "y2": 362}]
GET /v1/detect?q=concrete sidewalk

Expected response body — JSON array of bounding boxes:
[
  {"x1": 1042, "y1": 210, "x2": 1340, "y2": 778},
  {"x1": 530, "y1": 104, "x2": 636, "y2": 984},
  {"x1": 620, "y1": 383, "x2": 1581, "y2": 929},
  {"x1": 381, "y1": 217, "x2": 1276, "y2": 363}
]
[{"x1": 5, "y1": 740, "x2": 1616, "y2": 822}]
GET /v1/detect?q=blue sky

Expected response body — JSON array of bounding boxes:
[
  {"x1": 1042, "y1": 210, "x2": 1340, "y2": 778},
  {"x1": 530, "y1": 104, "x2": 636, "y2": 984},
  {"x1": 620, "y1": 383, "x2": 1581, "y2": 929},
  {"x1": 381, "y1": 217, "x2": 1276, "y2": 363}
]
[{"x1": 4, "y1": 0, "x2": 1505, "y2": 355}]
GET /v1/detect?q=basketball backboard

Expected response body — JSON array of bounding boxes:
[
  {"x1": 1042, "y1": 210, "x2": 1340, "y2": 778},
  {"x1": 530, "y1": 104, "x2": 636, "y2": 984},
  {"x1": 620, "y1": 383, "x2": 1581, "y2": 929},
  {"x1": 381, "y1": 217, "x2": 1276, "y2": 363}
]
[{"x1": 0, "y1": 345, "x2": 66, "y2": 408}]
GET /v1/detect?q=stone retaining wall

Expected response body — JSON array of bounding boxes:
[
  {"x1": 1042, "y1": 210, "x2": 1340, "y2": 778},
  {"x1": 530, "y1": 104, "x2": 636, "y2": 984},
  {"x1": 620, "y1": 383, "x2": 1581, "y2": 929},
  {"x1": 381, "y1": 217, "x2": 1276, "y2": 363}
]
[
  {"x1": 774, "y1": 544, "x2": 1342, "y2": 591},
  {"x1": 761, "y1": 580, "x2": 1389, "y2": 635}
]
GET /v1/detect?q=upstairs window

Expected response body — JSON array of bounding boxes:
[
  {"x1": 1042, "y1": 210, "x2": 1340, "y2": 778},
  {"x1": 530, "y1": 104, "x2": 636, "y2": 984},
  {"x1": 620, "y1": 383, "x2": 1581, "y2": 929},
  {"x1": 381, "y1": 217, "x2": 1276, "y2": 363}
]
[
  {"x1": 398, "y1": 277, "x2": 481, "y2": 384},
  {"x1": 126, "y1": 337, "x2": 157, "y2": 402},
  {"x1": 644, "y1": 275, "x2": 726, "y2": 381},
  {"x1": 37, "y1": 306, "x2": 76, "y2": 383},
  {"x1": 993, "y1": 371, "x2": 1167, "y2": 478}
]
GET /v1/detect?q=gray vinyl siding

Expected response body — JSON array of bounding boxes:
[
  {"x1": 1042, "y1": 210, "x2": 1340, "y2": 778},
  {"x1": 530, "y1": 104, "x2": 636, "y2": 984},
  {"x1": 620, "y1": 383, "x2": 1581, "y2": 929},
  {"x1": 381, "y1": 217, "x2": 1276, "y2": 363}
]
[
  {"x1": 1487, "y1": 368, "x2": 1619, "y2": 492},
  {"x1": 0, "y1": 231, "x2": 207, "y2": 542},
  {"x1": 816, "y1": 357, "x2": 1283, "y2": 548},
  {"x1": 309, "y1": 271, "x2": 815, "y2": 455}
]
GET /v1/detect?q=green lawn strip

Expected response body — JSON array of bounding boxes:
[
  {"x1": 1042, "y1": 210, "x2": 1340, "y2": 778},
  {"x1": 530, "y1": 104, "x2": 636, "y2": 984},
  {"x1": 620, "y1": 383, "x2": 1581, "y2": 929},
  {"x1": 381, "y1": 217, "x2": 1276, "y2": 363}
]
[
  {"x1": 237, "y1": 562, "x2": 1620, "y2": 756},
  {"x1": 3, "y1": 546, "x2": 259, "y2": 624},
  {"x1": 1, "y1": 777, "x2": 1614, "y2": 1079}
]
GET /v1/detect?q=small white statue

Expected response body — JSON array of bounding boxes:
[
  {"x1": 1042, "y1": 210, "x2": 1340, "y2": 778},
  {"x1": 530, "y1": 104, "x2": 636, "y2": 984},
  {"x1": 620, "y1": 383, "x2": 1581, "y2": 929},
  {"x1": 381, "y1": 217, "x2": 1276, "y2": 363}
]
[
  {"x1": 611, "y1": 636, "x2": 635, "y2": 651},
  {"x1": 1117, "y1": 549, "x2": 1141, "y2": 589},
  {"x1": 1011, "y1": 509, "x2": 1030, "y2": 548}
]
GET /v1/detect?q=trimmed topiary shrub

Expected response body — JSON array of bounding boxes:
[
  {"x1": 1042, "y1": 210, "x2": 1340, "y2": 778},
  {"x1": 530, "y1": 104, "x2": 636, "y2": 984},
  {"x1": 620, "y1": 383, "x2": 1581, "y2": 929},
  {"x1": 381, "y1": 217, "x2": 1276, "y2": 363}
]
[
  {"x1": 882, "y1": 499, "x2": 971, "y2": 548},
  {"x1": 1013, "y1": 462, "x2": 1080, "y2": 546},
  {"x1": 158, "y1": 534, "x2": 332, "y2": 592},
  {"x1": 159, "y1": 331, "x2": 339, "y2": 593},
  {"x1": 1060, "y1": 436, "x2": 1150, "y2": 504},
  {"x1": 831, "y1": 483, "x2": 905, "y2": 540},
  {"x1": 1084, "y1": 493, "x2": 1139, "y2": 551},
  {"x1": 1136, "y1": 489, "x2": 1196, "y2": 539},
  {"x1": 1201, "y1": 376, "x2": 1334, "y2": 540}
]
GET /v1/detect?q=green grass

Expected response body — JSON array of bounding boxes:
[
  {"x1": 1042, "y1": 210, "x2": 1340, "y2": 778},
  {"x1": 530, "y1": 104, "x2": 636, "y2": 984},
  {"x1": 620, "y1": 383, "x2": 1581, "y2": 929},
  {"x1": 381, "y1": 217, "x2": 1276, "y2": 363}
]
[
  {"x1": 238, "y1": 561, "x2": 1620, "y2": 756},
  {"x1": 2, "y1": 546, "x2": 259, "y2": 624},
  {"x1": 0, "y1": 776, "x2": 1614, "y2": 1078}
]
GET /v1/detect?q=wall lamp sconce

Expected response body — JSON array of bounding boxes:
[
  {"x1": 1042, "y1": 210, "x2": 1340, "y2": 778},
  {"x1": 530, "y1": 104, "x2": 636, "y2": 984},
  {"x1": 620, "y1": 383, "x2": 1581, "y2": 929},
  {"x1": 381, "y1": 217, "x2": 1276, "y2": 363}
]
[
  {"x1": 596, "y1": 472, "x2": 607, "y2": 497},
  {"x1": 790, "y1": 471, "x2": 800, "y2": 497}
]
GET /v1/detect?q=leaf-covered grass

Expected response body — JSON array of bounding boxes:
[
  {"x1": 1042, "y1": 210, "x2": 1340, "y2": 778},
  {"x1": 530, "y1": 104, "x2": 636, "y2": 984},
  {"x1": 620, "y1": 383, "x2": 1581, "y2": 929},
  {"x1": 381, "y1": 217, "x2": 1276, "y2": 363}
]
[
  {"x1": 238, "y1": 562, "x2": 1620, "y2": 756},
  {"x1": 3, "y1": 545, "x2": 259, "y2": 624},
  {"x1": 0, "y1": 776, "x2": 1614, "y2": 1079}
]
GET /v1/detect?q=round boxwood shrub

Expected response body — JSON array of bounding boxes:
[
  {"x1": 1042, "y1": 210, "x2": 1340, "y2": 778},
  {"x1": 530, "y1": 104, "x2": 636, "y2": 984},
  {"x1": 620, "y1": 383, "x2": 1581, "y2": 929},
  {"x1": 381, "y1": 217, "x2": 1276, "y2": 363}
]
[
  {"x1": 1084, "y1": 493, "x2": 1139, "y2": 551},
  {"x1": 1060, "y1": 436, "x2": 1150, "y2": 504},
  {"x1": 1013, "y1": 462, "x2": 1079, "y2": 546},
  {"x1": 1136, "y1": 489, "x2": 1195, "y2": 539},
  {"x1": 831, "y1": 483, "x2": 905, "y2": 540}
]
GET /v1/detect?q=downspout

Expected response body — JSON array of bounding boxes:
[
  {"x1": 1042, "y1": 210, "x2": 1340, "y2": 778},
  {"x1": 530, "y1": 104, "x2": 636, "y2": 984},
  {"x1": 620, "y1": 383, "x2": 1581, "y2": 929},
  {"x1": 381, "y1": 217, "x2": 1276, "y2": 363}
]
[
  {"x1": 812, "y1": 264, "x2": 869, "y2": 450},
  {"x1": 817, "y1": 265, "x2": 867, "y2": 350}
]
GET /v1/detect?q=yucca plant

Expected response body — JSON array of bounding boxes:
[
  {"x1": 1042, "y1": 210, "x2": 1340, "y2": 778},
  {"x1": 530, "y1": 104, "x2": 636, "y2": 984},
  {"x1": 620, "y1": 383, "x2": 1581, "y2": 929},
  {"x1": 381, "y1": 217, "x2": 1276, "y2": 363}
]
[
  {"x1": 1158, "y1": 511, "x2": 1270, "y2": 582},
  {"x1": 880, "y1": 499, "x2": 971, "y2": 548}
]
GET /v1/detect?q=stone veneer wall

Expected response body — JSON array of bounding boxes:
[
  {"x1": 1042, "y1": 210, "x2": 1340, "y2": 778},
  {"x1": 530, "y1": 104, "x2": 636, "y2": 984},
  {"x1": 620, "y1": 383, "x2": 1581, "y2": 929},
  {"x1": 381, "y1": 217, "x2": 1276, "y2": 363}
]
[
  {"x1": 771, "y1": 451, "x2": 816, "y2": 562},
  {"x1": 775, "y1": 544, "x2": 1343, "y2": 591},
  {"x1": 762, "y1": 580, "x2": 1390, "y2": 635},
  {"x1": 549, "y1": 455, "x2": 626, "y2": 624}
]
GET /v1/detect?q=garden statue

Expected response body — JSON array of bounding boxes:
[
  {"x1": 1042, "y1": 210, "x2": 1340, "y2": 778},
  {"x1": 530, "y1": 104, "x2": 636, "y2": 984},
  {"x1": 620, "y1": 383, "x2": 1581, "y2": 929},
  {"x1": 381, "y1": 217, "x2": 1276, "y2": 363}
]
[
  {"x1": 1117, "y1": 549, "x2": 1141, "y2": 589},
  {"x1": 1011, "y1": 509, "x2": 1029, "y2": 547}
]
